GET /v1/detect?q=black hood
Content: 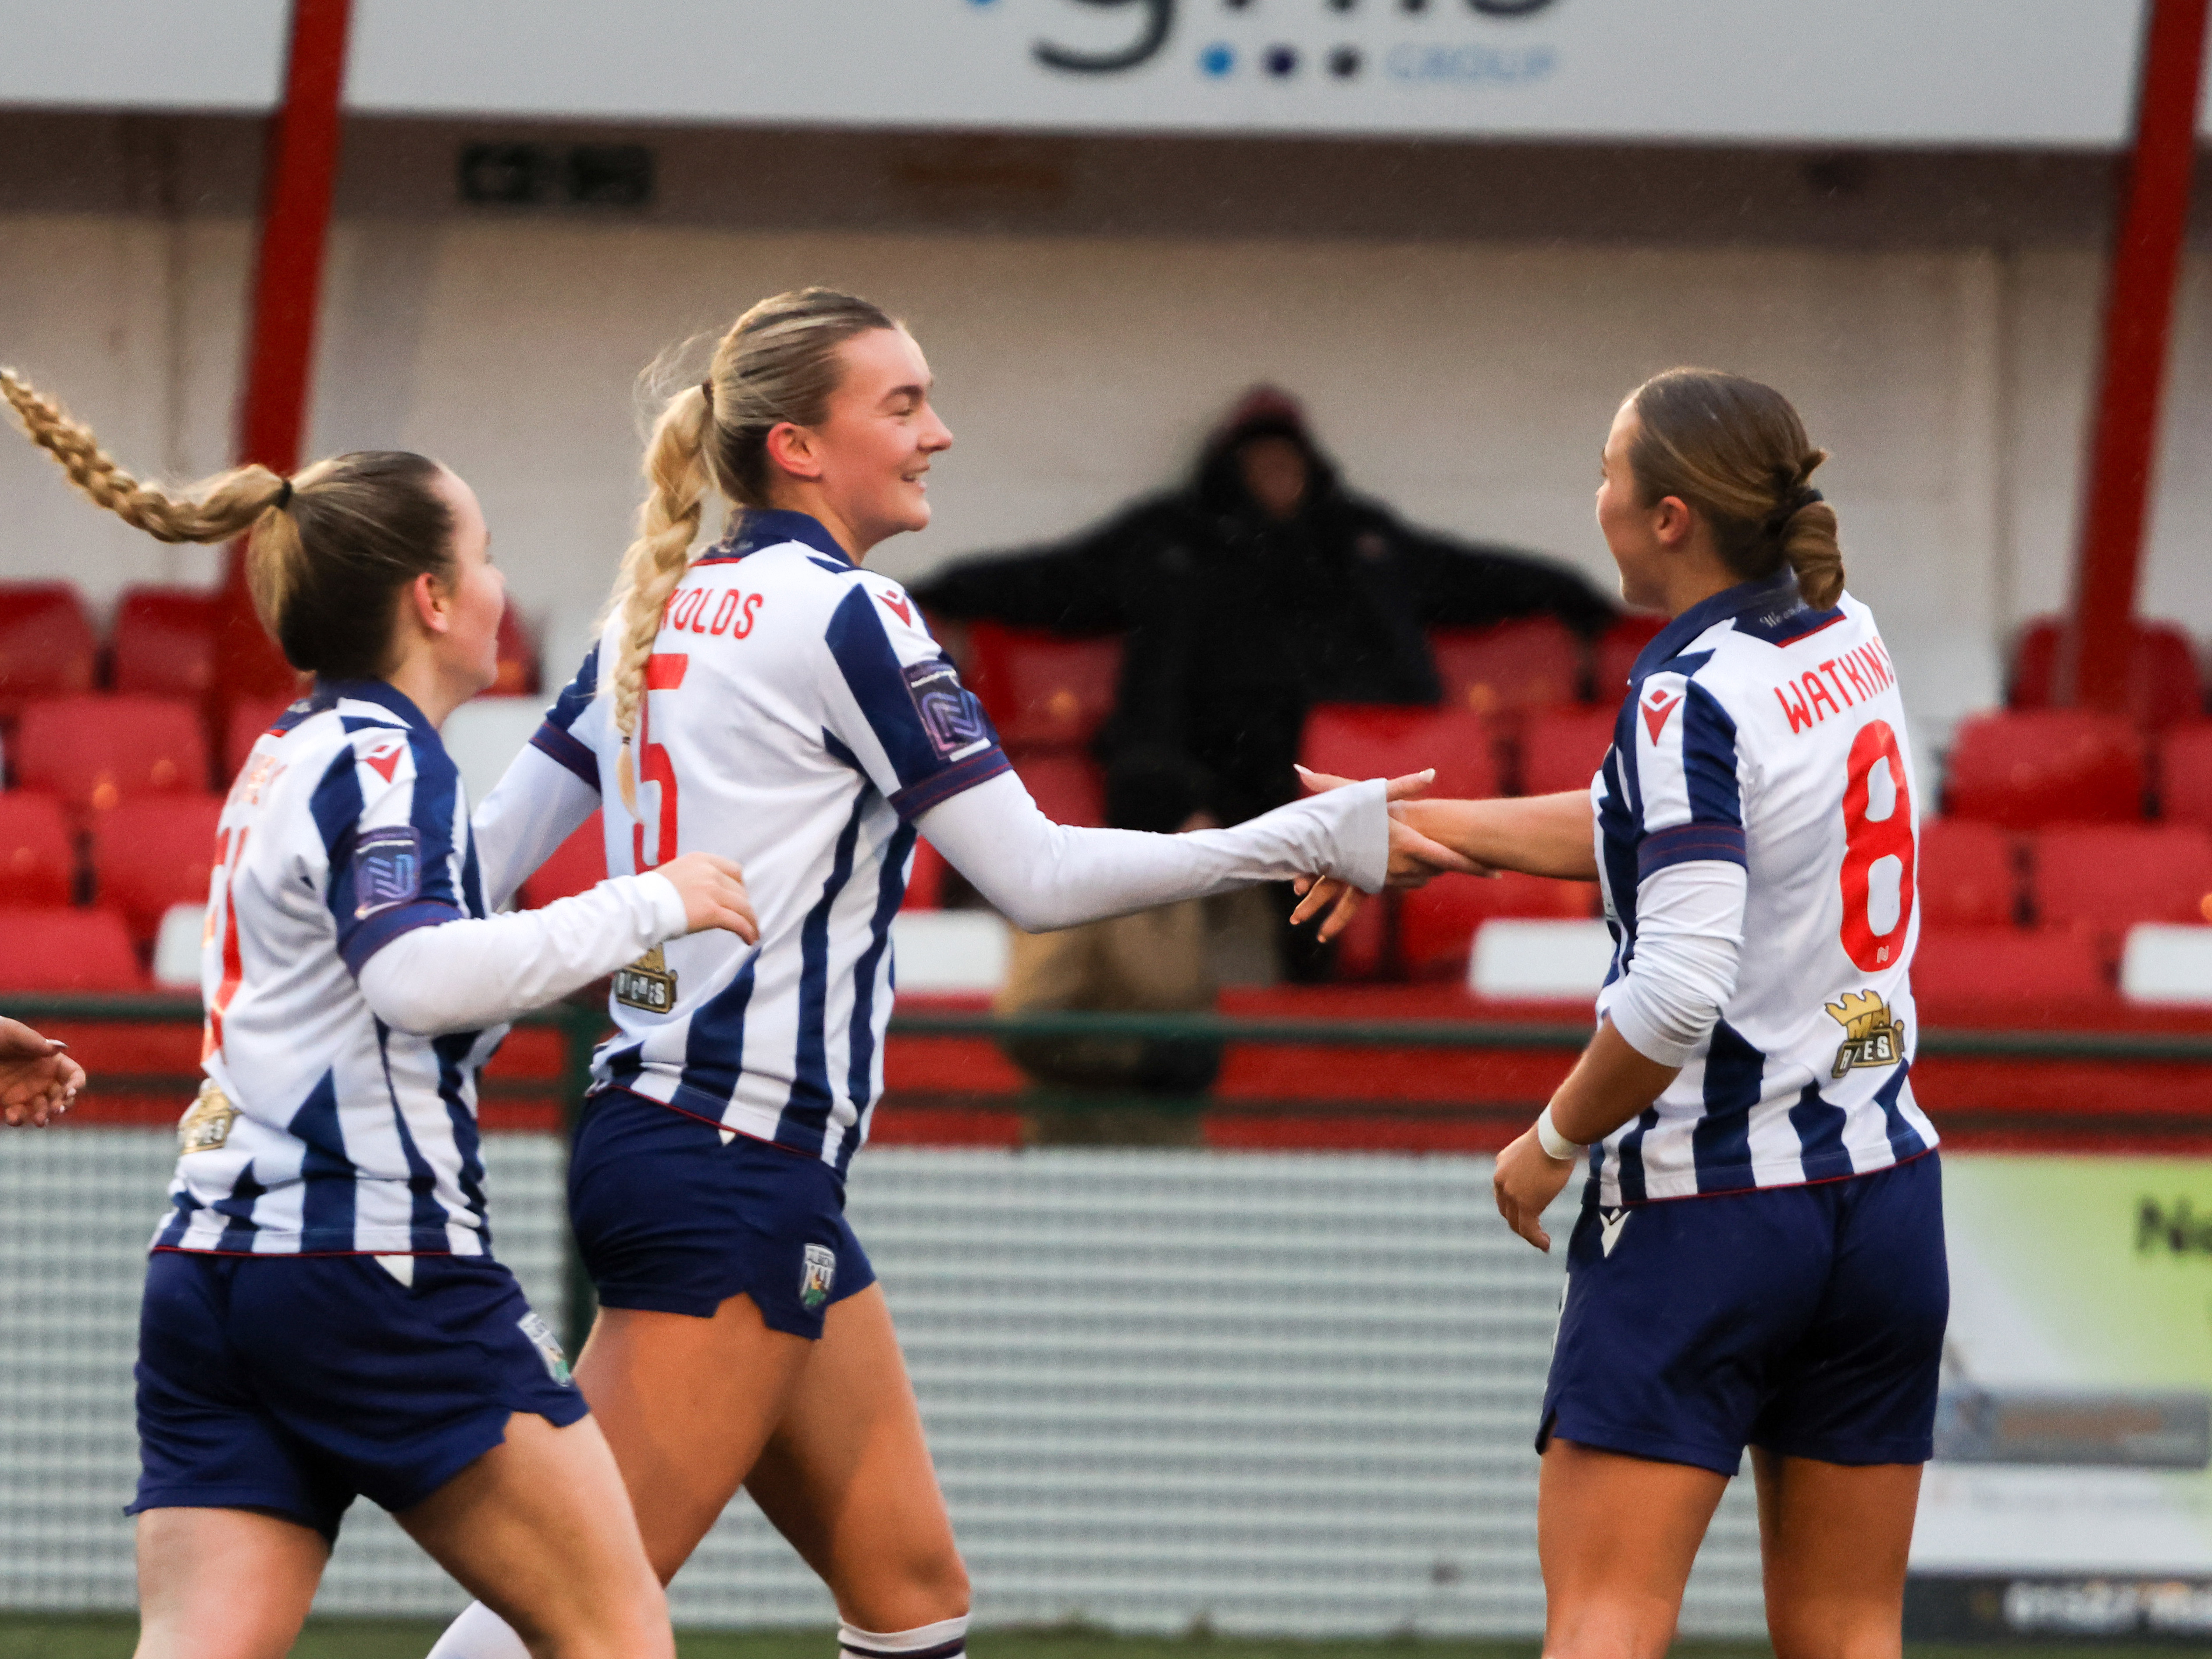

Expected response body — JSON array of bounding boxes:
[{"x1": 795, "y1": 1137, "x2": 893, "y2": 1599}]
[{"x1": 1192, "y1": 385, "x2": 1343, "y2": 520}]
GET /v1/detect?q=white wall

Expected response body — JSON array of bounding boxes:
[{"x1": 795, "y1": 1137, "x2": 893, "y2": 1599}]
[{"x1": 4, "y1": 210, "x2": 2209, "y2": 730}]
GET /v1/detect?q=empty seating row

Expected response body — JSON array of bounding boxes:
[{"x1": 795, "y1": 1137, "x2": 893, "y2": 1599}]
[
  {"x1": 0, "y1": 792, "x2": 219, "y2": 943},
  {"x1": 1920, "y1": 819, "x2": 2212, "y2": 944},
  {"x1": 1946, "y1": 711, "x2": 2212, "y2": 827},
  {"x1": 959, "y1": 615, "x2": 1669, "y2": 751},
  {"x1": 0, "y1": 580, "x2": 540, "y2": 716}
]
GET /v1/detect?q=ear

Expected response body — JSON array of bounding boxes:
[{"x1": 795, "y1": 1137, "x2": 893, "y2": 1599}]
[
  {"x1": 764, "y1": 420, "x2": 825, "y2": 482},
  {"x1": 1652, "y1": 494, "x2": 1697, "y2": 548},
  {"x1": 407, "y1": 570, "x2": 454, "y2": 638}
]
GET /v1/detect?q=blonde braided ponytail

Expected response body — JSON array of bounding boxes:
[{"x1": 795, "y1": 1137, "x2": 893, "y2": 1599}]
[
  {"x1": 608, "y1": 384, "x2": 714, "y2": 811},
  {"x1": 2, "y1": 367, "x2": 287, "y2": 543}
]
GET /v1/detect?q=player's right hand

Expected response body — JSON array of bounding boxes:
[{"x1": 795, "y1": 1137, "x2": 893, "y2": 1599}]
[
  {"x1": 0, "y1": 1016, "x2": 83, "y2": 1128},
  {"x1": 1289, "y1": 765, "x2": 1486, "y2": 940},
  {"x1": 658, "y1": 852, "x2": 760, "y2": 944}
]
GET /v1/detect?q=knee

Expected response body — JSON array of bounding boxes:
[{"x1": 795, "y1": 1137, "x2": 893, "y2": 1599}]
[
  {"x1": 1542, "y1": 1596, "x2": 1680, "y2": 1659},
  {"x1": 913, "y1": 1542, "x2": 970, "y2": 1620}
]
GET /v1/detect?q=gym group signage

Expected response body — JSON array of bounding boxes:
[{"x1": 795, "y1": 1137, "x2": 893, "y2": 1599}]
[{"x1": 0, "y1": 0, "x2": 2179, "y2": 147}]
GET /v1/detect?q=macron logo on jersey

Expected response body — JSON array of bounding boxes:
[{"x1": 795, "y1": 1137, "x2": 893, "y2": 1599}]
[
  {"x1": 1641, "y1": 687, "x2": 1682, "y2": 743},
  {"x1": 878, "y1": 591, "x2": 913, "y2": 627},
  {"x1": 362, "y1": 740, "x2": 406, "y2": 783}
]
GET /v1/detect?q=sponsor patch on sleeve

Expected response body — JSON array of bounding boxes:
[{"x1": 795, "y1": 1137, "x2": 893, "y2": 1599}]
[
  {"x1": 901, "y1": 658, "x2": 995, "y2": 764},
  {"x1": 351, "y1": 825, "x2": 423, "y2": 918}
]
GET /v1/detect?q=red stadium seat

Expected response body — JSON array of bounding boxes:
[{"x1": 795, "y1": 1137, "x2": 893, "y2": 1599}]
[
  {"x1": 1943, "y1": 709, "x2": 2145, "y2": 828},
  {"x1": 0, "y1": 905, "x2": 145, "y2": 993},
  {"x1": 492, "y1": 601, "x2": 540, "y2": 698},
  {"x1": 518, "y1": 812, "x2": 607, "y2": 908},
  {"x1": 0, "y1": 583, "x2": 98, "y2": 719},
  {"x1": 963, "y1": 624, "x2": 1122, "y2": 749},
  {"x1": 2009, "y1": 614, "x2": 2204, "y2": 730},
  {"x1": 1010, "y1": 750, "x2": 1105, "y2": 827},
  {"x1": 1301, "y1": 705, "x2": 1501, "y2": 800},
  {"x1": 1518, "y1": 707, "x2": 1618, "y2": 798},
  {"x1": 1910, "y1": 925, "x2": 2112, "y2": 1017},
  {"x1": 11, "y1": 695, "x2": 212, "y2": 813},
  {"x1": 1594, "y1": 613, "x2": 1666, "y2": 701},
  {"x1": 0, "y1": 792, "x2": 76, "y2": 907},
  {"x1": 1430, "y1": 619, "x2": 1584, "y2": 715},
  {"x1": 1916, "y1": 818, "x2": 2020, "y2": 928},
  {"x1": 2159, "y1": 722, "x2": 2212, "y2": 830},
  {"x1": 224, "y1": 691, "x2": 304, "y2": 784},
  {"x1": 90, "y1": 795, "x2": 224, "y2": 944},
  {"x1": 111, "y1": 586, "x2": 218, "y2": 698},
  {"x1": 2029, "y1": 825, "x2": 2212, "y2": 948},
  {"x1": 1400, "y1": 871, "x2": 1601, "y2": 980}
]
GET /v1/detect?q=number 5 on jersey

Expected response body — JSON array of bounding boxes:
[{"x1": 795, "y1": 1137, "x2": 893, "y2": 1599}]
[{"x1": 633, "y1": 653, "x2": 687, "y2": 871}]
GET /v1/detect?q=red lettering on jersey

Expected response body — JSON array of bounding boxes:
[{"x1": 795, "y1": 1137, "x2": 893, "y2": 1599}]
[
  {"x1": 1867, "y1": 635, "x2": 1896, "y2": 681},
  {"x1": 1818, "y1": 660, "x2": 1855, "y2": 707},
  {"x1": 1775, "y1": 680, "x2": 1816, "y2": 733},
  {"x1": 672, "y1": 590, "x2": 709, "y2": 633},
  {"x1": 879, "y1": 591, "x2": 913, "y2": 627},
  {"x1": 736, "y1": 592, "x2": 763, "y2": 637},
  {"x1": 1802, "y1": 673, "x2": 1842, "y2": 720},
  {"x1": 1640, "y1": 687, "x2": 1682, "y2": 743},
  {"x1": 709, "y1": 591, "x2": 740, "y2": 635},
  {"x1": 1837, "y1": 651, "x2": 1872, "y2": 701},
  {"x1": 645, "y1": 653, "x2": 688, "y2": 690},
  {"x1": 363, "y1": 741, "x2": 406, "y2": 783}
]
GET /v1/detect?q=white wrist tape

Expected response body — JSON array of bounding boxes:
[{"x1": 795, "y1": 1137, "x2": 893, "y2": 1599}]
[{"x1": 1534, "y1": 1105, "x2": 1581, "y2": 1163}]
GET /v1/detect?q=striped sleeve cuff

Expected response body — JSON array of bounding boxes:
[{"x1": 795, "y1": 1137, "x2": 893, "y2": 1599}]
[
  {"x1": 340, "y1": 899, "x2": 466, "y2": 978},
  {"x1": 889, "y1": 748, "x2": 1014, "y2": 823},
  {"x1": 529, "y1": 720, "x2": 600, "y2": 790},
  {"x1": 1637, "y1": 822, "x2": 1746, "y2": 881}
]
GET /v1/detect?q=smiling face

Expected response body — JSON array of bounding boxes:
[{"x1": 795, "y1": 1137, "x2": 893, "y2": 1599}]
[{"x1": 765, "y1": 326, "x2": 953, "y2": 559}]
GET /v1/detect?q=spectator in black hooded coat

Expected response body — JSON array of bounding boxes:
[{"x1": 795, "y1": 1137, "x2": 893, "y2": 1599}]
[{"x1": 915, "y1": 387, "x2": 1616, "y2": 828}]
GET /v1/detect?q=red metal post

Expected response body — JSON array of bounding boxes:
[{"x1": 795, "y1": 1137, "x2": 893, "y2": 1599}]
[
  {"x1": 212, "y1": 0, "x2": 354, "y2": 729},
  {"x1": 2062, "y1": 0, "x2": 2212, "y2": 711}
]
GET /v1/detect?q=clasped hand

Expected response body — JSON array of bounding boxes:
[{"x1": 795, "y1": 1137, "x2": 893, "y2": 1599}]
[
  {"x1": 1289, "y1": 765, "x2": 1487, "y2": 940},
  {"x1": 1, "y1": 1017, "x2": 85, "y2": 1128}
]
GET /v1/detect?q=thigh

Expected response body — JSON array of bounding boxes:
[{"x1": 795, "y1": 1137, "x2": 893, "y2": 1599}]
[
  {"x1": 1539, "y1": 1440, "x2": 1729, "y2": 1659},
  {"x1": 1753, "y1": 1449, "x2": 1922, "y2": 1659},
  {"x1": 396, "y1": 1410, "x2": 672, "y2": 1659},
  {"x1": 570, "y1": 1295, "x2": 814, "y2": 1583},
  {"x1": 743, "y1": 1285, "x2": 969, "y2": 1631},
  {"x1": 133, "y1": 1506, "x2": 327, "y2": 1659}
]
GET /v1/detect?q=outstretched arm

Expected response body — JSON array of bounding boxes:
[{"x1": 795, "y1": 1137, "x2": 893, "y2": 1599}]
[{"x1": 920, "y1": 769, "x2": 1473, "y2": 936}]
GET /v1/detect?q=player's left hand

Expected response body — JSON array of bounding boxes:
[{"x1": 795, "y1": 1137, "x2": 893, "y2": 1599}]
[
  {"x1": 0, "y1": 1017, "x2": 84, "y2": 1128},
  {"x1": 1289, "y1": 765, "x2": 1486, "y2": 940},
  {"x1": 1492, "y1": 1123, "x2": 1576, "y2": 1252}
]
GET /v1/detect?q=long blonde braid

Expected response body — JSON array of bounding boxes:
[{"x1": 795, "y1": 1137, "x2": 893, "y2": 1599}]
[
  {"x1": 2, "y1": 367, "x2": 287, "y2": 544},
  {"x1": 604, "y1": 288, "x2": 896, "y2": 811},
  {"x1": 608, "y1": 384, "x2": 714, "y2": 809}
]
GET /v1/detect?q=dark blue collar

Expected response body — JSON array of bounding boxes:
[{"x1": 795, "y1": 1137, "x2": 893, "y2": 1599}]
[
  {"x1": 712, "y1": 509, "x2": 853, "y2": 566},
  {"x1": 315, "y1": 677, "x2": 435, "y2": 733},
  {"x1": 1636, "y1": 571, "x2": 1805, "y2": 676}
]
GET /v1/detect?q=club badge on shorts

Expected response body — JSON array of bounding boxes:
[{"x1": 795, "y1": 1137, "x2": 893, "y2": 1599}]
[
  {"x1": 800, "y1": 1243, "x2": 837, "y2": 1312},
  {"x1": 516, "y1": 1310, "x2": 573, "y2": 1387},
  {"x1": 177, "y1": 1079, "x2": 239, "y2": 1154},
  {"x1": 1826, "y1": 989, "x2": 1906, "y2": 1078},
  {"x1": 613, "y1": 944, "x2": 678, "y2": 1013}
]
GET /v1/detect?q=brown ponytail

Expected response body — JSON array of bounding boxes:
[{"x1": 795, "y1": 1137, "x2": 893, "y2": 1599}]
[
  {"x1": 605, "y1": 287, "x2": 896, "y2": 809},
  {"x1": 1625, "y1": 367, "x2": 1845, "y2": 609},
  {"x1": 3, "y1": 367, "x2": 453, "y2": 679}
]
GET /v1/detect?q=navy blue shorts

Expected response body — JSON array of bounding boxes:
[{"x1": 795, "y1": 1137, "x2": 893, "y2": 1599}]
[
  {"x1": 569, "y1": 1088, "x2": 876, "y2": 1337},
  {"x1": 132, "y1": 1250, "x2": 585, "y2": 1541},
  {"x1": 1540, "y1": 1150, "x2": 1948, "y2": 1476}
]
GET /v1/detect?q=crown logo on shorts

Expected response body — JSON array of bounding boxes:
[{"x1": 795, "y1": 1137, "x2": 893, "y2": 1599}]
[{"x1": 1824, "y1": 990, "x2": 1905, "y2": 1078}]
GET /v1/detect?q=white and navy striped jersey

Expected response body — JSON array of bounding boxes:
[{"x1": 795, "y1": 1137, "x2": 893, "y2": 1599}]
[
  {"x1": 527, "y1": 510, "x2": 1010, "y2": 1175},
  {"x1": 1589, "y1": 573, "x2": 1938, "y2": 1205},
  {"x1": 155, "y1": 680, "x2": 504, "y2": 1255}
]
